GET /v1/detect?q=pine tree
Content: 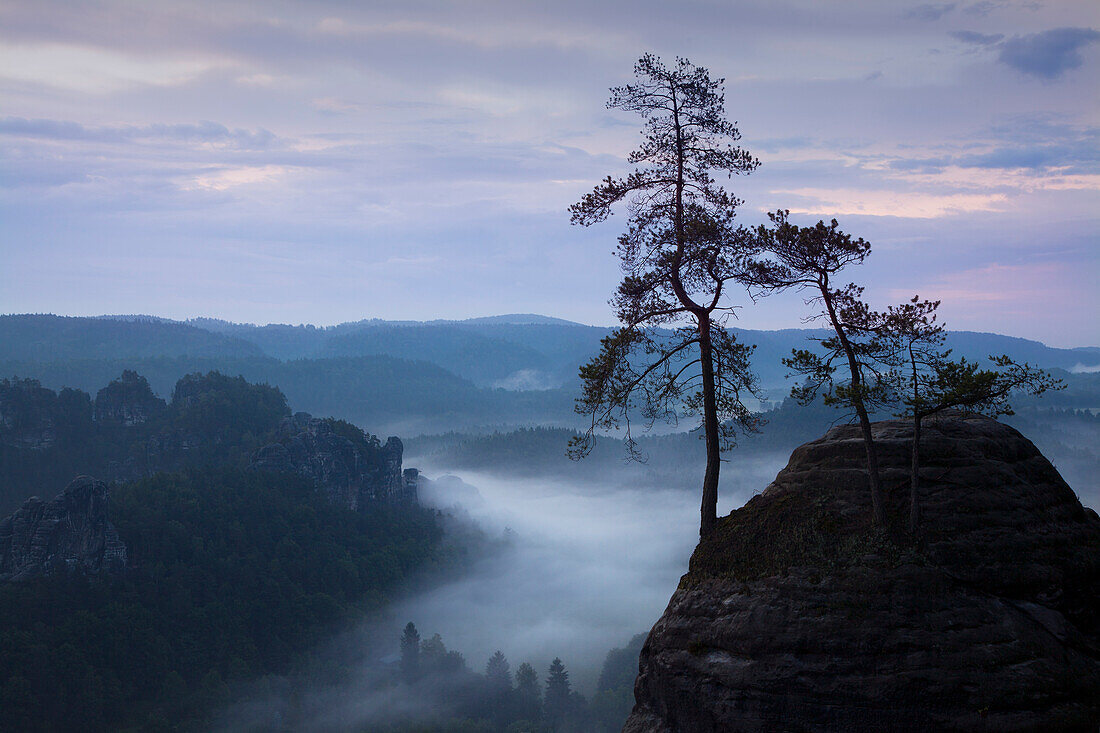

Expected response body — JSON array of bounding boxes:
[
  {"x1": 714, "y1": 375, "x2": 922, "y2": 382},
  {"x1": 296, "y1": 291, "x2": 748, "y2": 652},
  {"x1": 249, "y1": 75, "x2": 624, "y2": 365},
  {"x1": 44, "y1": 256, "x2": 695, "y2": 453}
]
[
  {"x1": 748, "y1": 212, "x2": 892, "y2": 526},
  {"x1": 399, "y1": 622, "x2": 419, "y2": 684},
  {"x1": 569, "y1": 53, "x2": 763, "y2": 537},
  {"x1": 485, "y1": 650, "x2": 513, "y2": 727},
  {"x1": 485, "y1": 650, "x2": 512, "y2": 691},
  {"x1": 881, "y1": 296, "x2": 1062, "y2": 532},
  {"x1": 515, "y1": 662, "x2": 542, "y2": 723},
  {"x1": 544, "y1": 657, "x2": 572, "y2": 729},
  {"x1": 880, "y1": 296, "x2": 947, "y2": 532}
]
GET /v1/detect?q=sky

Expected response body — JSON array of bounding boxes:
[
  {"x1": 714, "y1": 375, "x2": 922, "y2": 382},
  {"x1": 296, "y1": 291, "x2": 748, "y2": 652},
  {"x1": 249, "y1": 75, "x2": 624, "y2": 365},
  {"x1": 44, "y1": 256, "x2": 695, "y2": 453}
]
[{"x1": 1, "y1": 0, "x2": 1098, "y2": 347}]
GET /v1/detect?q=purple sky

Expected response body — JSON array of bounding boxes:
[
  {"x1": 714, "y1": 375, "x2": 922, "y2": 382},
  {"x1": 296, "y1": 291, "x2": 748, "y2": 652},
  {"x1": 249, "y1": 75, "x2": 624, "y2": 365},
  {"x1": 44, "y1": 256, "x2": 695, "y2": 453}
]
[{"x1": 1, "y1": 1, "x2": 1097, "y2": 347}]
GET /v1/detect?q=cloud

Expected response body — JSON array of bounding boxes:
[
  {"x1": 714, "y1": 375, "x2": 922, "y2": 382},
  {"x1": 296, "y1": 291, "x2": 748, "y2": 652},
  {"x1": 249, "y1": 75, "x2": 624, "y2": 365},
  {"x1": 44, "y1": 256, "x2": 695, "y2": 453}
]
[
  {"x1": 1070, "y1": 363, "x2": 1100, "y2": 374},
  {"x1": 0, "y1": 42, "x2": 219, "y2": 93},
  {"x1": 950, "y1": 30, "x2": 1004, "y2": 45},
  {"x1": 887, "y1": 121, "x2": 1100, "y2": 176},
  {"x1": 997, "y1": 27, "x2": 1100, "y2": 79},
  {"x1": 0, "y1": 117, "x2": 277, "y2": 149},
  {"x1": 183, "y1": 164, "x2": 289, "y2": 191},
  {"x1": 892, "y1": 145, "x2": 1100, "y2": 173},
  {"x1": 905, "y1": 3, "x2": 957, "y2": 21},
  {"x1": 956, "y1": 143, "x2": 1100, "y2": 171},
  {"x1": 773, "y1": 187, "x2": 1006, "y2": 218},
  {"x1": 236, "y1": 73, "x2": 278, "y2": 86},
  {"x1": 894, "y1": 262, "x2": 1091, "y2": 321},
  {"x1": 311, "y1": 97, "x2": 360, "y2": 115},
  {"x1": 961, "y1": 1, "x2": 1001, "y2": 16},
  {"x1": 751, "y1": 136, "x2": 818, "y2": 154}
]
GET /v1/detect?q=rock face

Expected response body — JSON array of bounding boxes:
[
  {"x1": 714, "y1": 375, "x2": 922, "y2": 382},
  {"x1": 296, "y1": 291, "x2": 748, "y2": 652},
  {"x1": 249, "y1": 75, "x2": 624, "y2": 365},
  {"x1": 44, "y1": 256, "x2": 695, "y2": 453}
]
[
  {"x1": 625, "y1": 413, "x2": 1100, "y2": 732},
  {"x1": 0, "y1": 476, "x2": 127, "y2": 581},
  {"x1": 93, "y1": 370, "x2": 166, "y2": 426},
  {"x1": 0, "y1": 377, "x2": 59, "y2": 450},
  {"x1": 250, "y1": 413, "x2": 415, "y2": 509}
]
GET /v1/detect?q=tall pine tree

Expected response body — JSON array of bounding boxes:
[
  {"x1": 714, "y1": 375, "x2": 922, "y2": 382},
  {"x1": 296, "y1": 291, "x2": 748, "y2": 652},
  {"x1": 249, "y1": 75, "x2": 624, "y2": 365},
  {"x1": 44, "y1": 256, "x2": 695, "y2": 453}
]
[{"x1": 569, "y1": 53, "x2": 762, "y2": 537}]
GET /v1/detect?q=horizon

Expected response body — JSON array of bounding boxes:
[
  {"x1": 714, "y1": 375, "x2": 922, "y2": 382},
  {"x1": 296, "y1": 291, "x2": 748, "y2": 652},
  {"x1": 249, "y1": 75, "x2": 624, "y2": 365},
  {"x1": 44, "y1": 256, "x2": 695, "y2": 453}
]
[{"x1": 4, "y1": 309, "x2": 1099, "y2": 352}]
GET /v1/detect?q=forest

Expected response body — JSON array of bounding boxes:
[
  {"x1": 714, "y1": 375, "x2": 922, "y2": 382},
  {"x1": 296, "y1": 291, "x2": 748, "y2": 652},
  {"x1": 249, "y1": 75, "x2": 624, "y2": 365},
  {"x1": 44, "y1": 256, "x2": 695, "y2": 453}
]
[
  {"x1": 0, "y1": 370, "x2": 648, "y2": 731},
  {"x1": 0, "y1": 466, "x2": 448, "y2": 731}
]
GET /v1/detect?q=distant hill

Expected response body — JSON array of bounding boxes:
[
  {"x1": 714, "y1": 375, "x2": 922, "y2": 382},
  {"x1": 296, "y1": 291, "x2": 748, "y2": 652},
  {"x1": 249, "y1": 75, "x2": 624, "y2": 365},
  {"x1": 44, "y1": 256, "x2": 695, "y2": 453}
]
[
  {"x1": 189, "y1": 322, "x2": 335, "y2": 360},
  {"x1": 0, "y1": 354, "x2": 577, "y2": 437},
  {"x1": 4, "y1": 313, "x2": 1097, "y2": 435},
  {"x1": 74, "y1": 314, "x2": 1100, "y2": 388},
  {"x1": 446, "y1": 313, "x2": 586, "y2": 326},
  {"x1": 0, "y1": 314, "x2": 264, "y2": 361},
  {"x1": 943, "y1": 331, "x2": 1100, "y2": 372},
  {"x1": 318, "y1": 325, "x2": 551, "y2": 384},
  {"x1": 730, "y1": 327, "x2": 1100, "y2": 394}
]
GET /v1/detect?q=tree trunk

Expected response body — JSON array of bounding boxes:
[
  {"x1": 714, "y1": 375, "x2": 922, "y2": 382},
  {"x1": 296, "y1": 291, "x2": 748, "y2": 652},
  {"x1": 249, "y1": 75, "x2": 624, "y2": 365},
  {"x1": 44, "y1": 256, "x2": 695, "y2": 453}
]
[
  {"x1": 909, "y1": 414, "x2": 922, "y2": 534},
  {"x1": 698, "y1": 321, "x2": 721, "y2": 537},
  {"x1": 668, "y1": 93, "x2": 721, "y2": 537},
  {"x1": 821, "y1": 286, "x2": 885, "y2": 527},
  {"x1": 855, "y1": 405, "x2": 886, "y2": 527}
]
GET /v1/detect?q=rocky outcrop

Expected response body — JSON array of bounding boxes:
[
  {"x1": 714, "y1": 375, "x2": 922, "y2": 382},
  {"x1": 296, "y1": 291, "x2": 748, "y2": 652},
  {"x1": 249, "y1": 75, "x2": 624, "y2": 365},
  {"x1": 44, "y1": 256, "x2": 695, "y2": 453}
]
[
  {"x1": 94, "y1": 370, "x2": 166, "y2": 426},
  {"x1": 0, "y1": 476, "x2": 127, "y2": 581},
  {"x1": 416, "y1": 473, "x2": 485, "y2": 510},
  {"x1": 0, "y1": 377, "x2": 59, "y2": 450},
  {"x1": 626, "y1": 413, "x2": 1100, "y2": 732},
  {"x1": 250, "y1": 413, "x2": 415, "y2": 509}
]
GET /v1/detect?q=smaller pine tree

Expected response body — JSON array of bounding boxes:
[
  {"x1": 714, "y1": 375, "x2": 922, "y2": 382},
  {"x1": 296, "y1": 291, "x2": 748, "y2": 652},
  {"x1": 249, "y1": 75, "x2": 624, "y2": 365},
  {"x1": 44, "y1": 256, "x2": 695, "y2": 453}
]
[
  {"x1": 515, "y1": 662, "x2": 541, "y2": 723},
  {"x1": 486, "y1": 650, "x2": 512, "y2": 691},
  {"x1": 485, "y1": 650, "x2": 513, "y2": 726},
  {"x1": 544, "y1": 657, "x2": 571, "y2": 728},
  {"x1": 399, "y1": 622, "x2": 419, "y2": 684}
]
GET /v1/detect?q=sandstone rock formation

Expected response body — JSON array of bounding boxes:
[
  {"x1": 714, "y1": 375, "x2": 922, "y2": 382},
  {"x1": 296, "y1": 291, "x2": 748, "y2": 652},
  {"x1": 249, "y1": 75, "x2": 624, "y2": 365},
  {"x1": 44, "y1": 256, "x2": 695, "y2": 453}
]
[
  {"x1": 625, "y1": 413, "x2": 1100, "y2": 732},
  {"x1": 250, "y1": 412, "x2": 415, "y2": 509},
  {"x1": 0, "y1": 476, "x2": 127, "y2": 581},
  {"x1": 0, "y1": 377, "x2": 60, "y2": 450},
  {"x1": 416, "y1": 473, "x2": 485, "y2": 510},
  {"x1": 93, "y1": 369, "x2": 166, "y2": 426}
]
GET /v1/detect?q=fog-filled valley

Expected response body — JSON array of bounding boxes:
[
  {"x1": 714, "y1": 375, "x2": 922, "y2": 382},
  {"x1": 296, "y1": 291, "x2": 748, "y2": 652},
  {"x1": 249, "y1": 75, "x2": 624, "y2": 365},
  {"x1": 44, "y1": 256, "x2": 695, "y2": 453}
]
[
  {"x1": 392, "y1": 469, "x2": 766, "y2": 689},
  {"x1": 209, "y1": 472, "x2": 719, "y2": 731},
  {"x1": 2, "y1": 312, "x2": 1098, "y2": 730}
]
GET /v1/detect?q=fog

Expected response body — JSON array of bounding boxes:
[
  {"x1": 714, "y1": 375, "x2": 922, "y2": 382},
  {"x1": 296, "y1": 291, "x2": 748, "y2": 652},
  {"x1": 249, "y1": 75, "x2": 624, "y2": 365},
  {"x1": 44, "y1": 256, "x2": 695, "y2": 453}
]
[
  {"x1": 396, "y1": 469, "x2": 704, "y2": 691},
  {"x1": 398, "y1": 452, "x2": 793, "y2": 688},
  {"x1": 212, "y1": 453, "x2": 789, "y2": 730}
]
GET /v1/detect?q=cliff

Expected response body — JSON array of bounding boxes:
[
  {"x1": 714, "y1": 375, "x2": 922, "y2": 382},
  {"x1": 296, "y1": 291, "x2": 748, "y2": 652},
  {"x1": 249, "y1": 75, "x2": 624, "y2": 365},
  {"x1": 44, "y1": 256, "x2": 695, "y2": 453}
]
[
  {"x1": 0, "y1": 476, "x2": 127, "y2": 581},
  {"x1": 249, "y1": 412, "x2": 416, "y2": 509},
  {"x1": 625, "y1": 413, "x2": 1100, "y2": 732},
  {"x1": 0, "y1": 377, "x2": 61, "y2": 450}
]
